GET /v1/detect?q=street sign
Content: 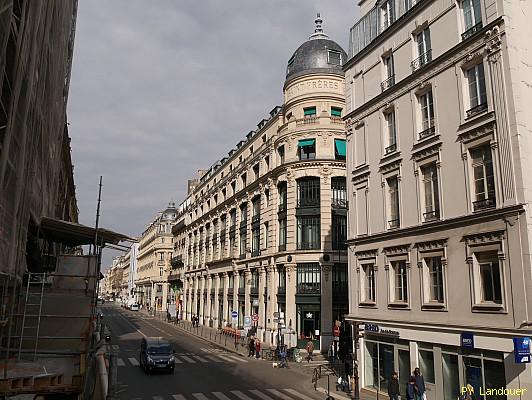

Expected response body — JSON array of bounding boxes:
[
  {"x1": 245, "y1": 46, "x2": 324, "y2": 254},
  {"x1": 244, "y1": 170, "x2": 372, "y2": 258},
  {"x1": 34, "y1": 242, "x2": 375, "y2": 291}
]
[
  {"x1": 514, "y1": 337, "x2": 531, "y2": 363},
  {"x1": 244, "y1": 316, "x2": 252, "y2": 328},
  {"x1": 461, "y1": 332, "x2": 474, "y2": 349},
  {"x1": 252, "y1": 313, "x2": 259, "y2": 322},
  {"x1": 333, "y1": 326, "x2": 340, "y2": 337},
  {"x1": 231, "y1": 310, "x2": 238, "y2": 318}
]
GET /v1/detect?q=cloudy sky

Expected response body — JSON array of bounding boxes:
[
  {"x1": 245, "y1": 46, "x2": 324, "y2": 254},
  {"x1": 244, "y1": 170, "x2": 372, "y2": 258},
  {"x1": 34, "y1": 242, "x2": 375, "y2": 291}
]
[{"x1": 67, "y1": 0, "x2": 359, "y2": 268}]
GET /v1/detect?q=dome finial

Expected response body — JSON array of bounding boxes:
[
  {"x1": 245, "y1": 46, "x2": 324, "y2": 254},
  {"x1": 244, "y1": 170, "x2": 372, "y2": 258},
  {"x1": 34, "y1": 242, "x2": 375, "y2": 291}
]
[{"x1": 309, "y1": 12, "x2": 329, "y2": 40}]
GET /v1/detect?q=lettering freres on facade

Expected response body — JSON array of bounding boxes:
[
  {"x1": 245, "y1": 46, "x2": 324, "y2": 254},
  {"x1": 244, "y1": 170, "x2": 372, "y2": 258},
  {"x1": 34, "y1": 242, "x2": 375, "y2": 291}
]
[{"x1": 285, "y1": 78, "x2": 343, "y2": 102}]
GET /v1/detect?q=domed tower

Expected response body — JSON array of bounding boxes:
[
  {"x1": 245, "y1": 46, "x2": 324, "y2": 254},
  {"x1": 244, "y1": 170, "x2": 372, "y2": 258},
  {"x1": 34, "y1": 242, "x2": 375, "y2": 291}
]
[{"x1": 274, "y1": 15, "x2": 348, "y2": 352}]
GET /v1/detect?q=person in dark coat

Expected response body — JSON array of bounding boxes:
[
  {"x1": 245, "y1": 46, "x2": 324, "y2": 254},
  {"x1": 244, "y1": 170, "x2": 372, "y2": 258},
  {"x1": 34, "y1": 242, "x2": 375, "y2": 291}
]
[
  {"x1": 406, "y1": 376, "x2": 417, "y2": 400},
  {"x1": 388, "y1": 371, "x2": 400, "y2": 400},
  {"x1": 248, "y1": 337, "x2": 255, "y2": 357},
  {"x1": 413, "y1": 367, "x2": 425, "y2": 400}
]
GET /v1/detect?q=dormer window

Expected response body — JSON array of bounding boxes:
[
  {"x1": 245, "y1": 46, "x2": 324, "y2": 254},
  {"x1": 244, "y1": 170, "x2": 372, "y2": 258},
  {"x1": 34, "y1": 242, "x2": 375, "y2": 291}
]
[
  {"x1": 328, "y1": 50, "x2": 342, "y2": 65},
  {"x1": 287, "y1": 55, "x2": 295, "y2": 73}
]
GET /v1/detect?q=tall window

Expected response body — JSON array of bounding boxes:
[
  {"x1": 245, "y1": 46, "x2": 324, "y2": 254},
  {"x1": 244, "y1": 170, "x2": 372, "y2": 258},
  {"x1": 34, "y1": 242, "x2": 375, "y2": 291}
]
[
  {"x1": 304, "y1": 106, "x2": 317, "y2": 117},
  {"x1": 241, "y1": 173, "x2": 247, "y2": 189},
  {"x1": 470, "y1": 144, "x2": 495, "y2": 211},
  {"x1": 264, "y1": 222, "x2": 269, "y2": 248},
  {"x1": 278, "y1": 218, "x2": 287, "y2": 250},
  {"x1": 364, "y1": 264, "x2": 376, "y2": 302},
  {"x1": 387, "y1": 176, "x2": 400, "y2": 229},
  {"x1": 297, "y1": 215, "x2": 321, "y2": 250},
  {"x1": 381, "y1": 0, "x2": 395, "y2": 28},
  {"x1": 418, "y1": 90, "x2": 435, "y2": 138},
  {"x1": 252, "y1": 198, "x2": 260, "y2": 219},
  {"x1": 297, "y1": 177, "x2": 320, "y2": 207},
  {"x1": 239, "y1": 231, "x2": 247, "y2": 258},
  {"x1": 466, "y1": 63, "x2": 487, "y2": 117},
  {"x1": 477, "y1": 252, "x2": 502, "y2": 304},
  {"x1": 253, "y1": 164, "x2": 260, "y2": 180},
  {"x1": 240, "y1": 203, "x2": 248, "y2": 226},
  {"x1": 251, "y1": 225, "x2": 260, "y2": 256},
  {"x1": 462, "y1": 0, "x2": 482, "y2": 35},
  {"x1": 385, "y1": 110, "x2": 397, "y2": 153},
  {"x1": 332, "y1": 264, "x2": 348, "y2": 294},
  {"x1": 331, "y1": 177, "x2": 347, "y2": 208},
  {"x1": 421, "y1": 163, "x2": 440, "y2": 221},
  {"x1": 278, "y1": 266, "x2": 286, "y2": 292},
  {"x1": 426, "y1": 256, "x2": 444, "y2": 303},
  {"x1": 381, "y1": 54, "x2": 395, "y2": 91},
  {"x1": 298, "y1": 139, "x2": 316, "y2": 160},
  {"x1": 278, "y1": 182, "x2": 287, "y2": 212},
  {"x1": 278, "y1": 145, "x2": 285, "y2": 164},
  {"x1": 413, "y1": 28, "x2": 432, "y2": 71},
  {"x1": 392, "y1": 260, "x2": 408, "y2": 302},
  {"x1": 296, "y1": 263, "x2": 321, "y2": 294},
  {"x1": 332, "y1": 214, "x2": 347, "y2": 250}
]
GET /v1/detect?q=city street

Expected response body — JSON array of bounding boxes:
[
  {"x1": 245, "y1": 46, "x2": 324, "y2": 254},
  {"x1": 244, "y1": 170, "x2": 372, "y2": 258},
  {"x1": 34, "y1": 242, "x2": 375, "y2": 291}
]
[{"x1": 101, "y1": 304, "x2": 327, "y2": 400}]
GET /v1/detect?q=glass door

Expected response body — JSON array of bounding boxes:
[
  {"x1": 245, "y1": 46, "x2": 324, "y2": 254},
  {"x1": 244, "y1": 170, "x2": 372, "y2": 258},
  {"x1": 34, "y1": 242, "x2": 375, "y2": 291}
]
[
  {"x1": 398, "y1": 349, "x2": 410, "y2": 397},
  {"x1": 442, "y1": 353, "x2": 459, "y2": 400}
]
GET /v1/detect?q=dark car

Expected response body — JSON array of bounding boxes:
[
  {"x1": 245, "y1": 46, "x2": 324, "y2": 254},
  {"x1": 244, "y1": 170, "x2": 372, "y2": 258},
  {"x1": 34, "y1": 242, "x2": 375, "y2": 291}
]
[{"x1": 139, "y1": 337, "x2": 175, "y2": 373}]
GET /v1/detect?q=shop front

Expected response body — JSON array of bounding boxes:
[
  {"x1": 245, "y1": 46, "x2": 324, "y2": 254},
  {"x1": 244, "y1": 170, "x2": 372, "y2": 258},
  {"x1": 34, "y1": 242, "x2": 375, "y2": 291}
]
[{"x1": 358, "y1": 323, "x2": 529, "y2": 400}]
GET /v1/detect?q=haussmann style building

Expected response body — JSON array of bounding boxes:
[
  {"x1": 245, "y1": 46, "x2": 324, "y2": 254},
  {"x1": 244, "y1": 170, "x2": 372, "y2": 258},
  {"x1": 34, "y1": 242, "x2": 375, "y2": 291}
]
[
  {"x1": 176, "y1": 16, "x2": 350, "y2": 352},
  {"x1": 343, "y1": 0, "x2": 532, "y2": 398}
]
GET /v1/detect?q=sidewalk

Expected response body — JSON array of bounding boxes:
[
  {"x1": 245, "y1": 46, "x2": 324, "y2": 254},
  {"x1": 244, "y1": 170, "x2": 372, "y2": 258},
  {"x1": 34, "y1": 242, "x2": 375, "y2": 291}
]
[{"x1": 141, "y1": 313, "x2": 376, "y2": 400}]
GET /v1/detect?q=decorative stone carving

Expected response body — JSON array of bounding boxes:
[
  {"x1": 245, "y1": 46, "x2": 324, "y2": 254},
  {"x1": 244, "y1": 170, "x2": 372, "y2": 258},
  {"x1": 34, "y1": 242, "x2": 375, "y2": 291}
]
[
  {"x1": 322, "y1": 264, "x2": 332, "y2": 282},
  {"x1": 320, "y1": 165, "x2": 332, "y2": 184},
  {"x1": 415, "y1": 239, "x2": 447, "y2": 252},
  {"x1": 458, "y1": 121, "x2": 495, "y2": 143},
  {"x1": 379, "y1": 159, "x2": 401, "y2": 174},
  {"x1": 412, "y1": 143, "x2": 441, "y2": 162},
  {"x1": 464, "y1": 230, "x2": 505, "y2": 246},
  {"x1": 355, "y1": 249, "x2": 378, "y2": 259},
  {"x1": 382, "y1": 244, "x2": 411, "y2": 256},
  {"x1": 485, "y1": 26, "x2": 502, "y2": 61}
]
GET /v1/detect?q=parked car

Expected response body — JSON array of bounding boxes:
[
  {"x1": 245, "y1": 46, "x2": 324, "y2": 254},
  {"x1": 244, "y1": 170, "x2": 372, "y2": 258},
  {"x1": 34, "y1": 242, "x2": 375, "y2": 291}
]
[
  {"x1": 139, "y1": 337, "x2": 175, "y2": 373},
  {"x1": 130, "y1": 304, "x2": 139, "y2": 311}
]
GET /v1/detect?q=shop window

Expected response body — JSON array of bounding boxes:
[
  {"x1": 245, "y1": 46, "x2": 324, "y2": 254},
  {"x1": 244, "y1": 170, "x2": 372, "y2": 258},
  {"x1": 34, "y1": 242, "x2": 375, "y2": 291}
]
[
  {"x1": 418, "y1": 349, "x2": 435, "y2": 384},
  {"x1": 297, "y1": 215, "x2": 321, "y2": 250},
  {"x1": 364, "y1": 340, "x2": 395, "y2": 392},
  {"x1": 296, "y1": 263, "x2": 321, "y2": 294},
  {"x1": 442, "y1": 353, "x2": 460, "y2": 400}
]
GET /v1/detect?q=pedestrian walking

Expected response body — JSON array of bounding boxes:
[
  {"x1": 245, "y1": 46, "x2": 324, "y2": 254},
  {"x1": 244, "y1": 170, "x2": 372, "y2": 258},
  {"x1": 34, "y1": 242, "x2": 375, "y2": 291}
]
[
  {"x1": 255, "y1": 339, "x2": 261, "y2": 359},
  {"x1": 328, "y1": 343, "x2": 335, "y2": 364},
  {"x1": 388, "y1": 371, "x2": 400, "y2": 400},
  {"x1": 279, "y1": 345, "x2": 288, "y2": 368},
  {"x1": 306, "y1": 340, "x2": 314, "y2": 362},
  {"x1": 413, "y1": 367, "x2": 426, "y2": 400},
  {"x1": 343, "y1": 358, "x2": 353, "y2": 392},
  {"x1": 460, "y1": 384, "x2": 476, "y2": 400},
  {"x1": 406, "y1": 376, "x2": 417, "y2": 400},
  {"x1": 248, "y1": 337, "x2": 255, "y2": 357}
]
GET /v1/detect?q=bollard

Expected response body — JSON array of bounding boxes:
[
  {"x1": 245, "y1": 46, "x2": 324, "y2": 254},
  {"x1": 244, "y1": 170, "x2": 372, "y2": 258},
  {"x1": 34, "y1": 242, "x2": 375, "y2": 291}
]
[{"x1": 107, "y1": 350, "x2": 118, "y2": 400}]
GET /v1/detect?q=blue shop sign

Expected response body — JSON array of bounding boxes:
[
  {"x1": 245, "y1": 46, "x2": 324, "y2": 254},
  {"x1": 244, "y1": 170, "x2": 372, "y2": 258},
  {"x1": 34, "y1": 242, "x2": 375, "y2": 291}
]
[
  {"x1": 461, "y1": 332, "x2": 474, "y2": 349},
  {"x1": 513, "y1": 337, "x2": 531, "y2": 364}
]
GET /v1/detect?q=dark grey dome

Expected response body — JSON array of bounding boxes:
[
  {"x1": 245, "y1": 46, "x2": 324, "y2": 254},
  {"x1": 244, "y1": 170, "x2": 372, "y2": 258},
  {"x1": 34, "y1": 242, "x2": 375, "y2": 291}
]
[
  {"x1": 161, "y1": 202, "x2": 177, "y2": 221},
  {"x1": 284, "y1": 15, "x2": 347, "y2": 87}
]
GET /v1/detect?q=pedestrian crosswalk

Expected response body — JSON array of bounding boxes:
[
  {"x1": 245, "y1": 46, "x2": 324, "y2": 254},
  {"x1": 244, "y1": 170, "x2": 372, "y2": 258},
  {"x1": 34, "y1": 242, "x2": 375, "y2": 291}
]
[
  {"x1": 127, "y1": 388, "x2": 318, "y2": 400},
  {"x1": 116, "y1": 348, "x2": 248, "y2": 368}
]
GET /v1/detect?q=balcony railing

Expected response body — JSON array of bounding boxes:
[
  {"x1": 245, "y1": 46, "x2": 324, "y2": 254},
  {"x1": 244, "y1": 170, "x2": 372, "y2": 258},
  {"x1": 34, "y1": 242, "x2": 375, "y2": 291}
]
[
  {"x1": 331, "y1": 198, "x2": 348, "y2": 209},
  {"x1": 278, "y1": 203, "x2": 287, "y2": 213},
  {"x1": 277, "y1": 286, "x2": 286, "y2": 295},
  {"x1": 462, "y1": 22, "x2": 483, "y2": 41},
  {"x1": 385, "y1": 143, "x2": 397, "y2": 155},
  {"x1": 466, "y1": 102, "x2": 488, "y2": 119},
  {"x1": 381, "y1": 74, "x2": 395, "y2": 92},
  {"x1": 297, "y1": 241, "x2": 320, "y2": 250},
  {"x1": 330, "y1": 116, "x2": 343, "y2": 124},
  {"x1": 388, "y1": 219, "x2": 400, "y2": 229},
  {"x1": 296, "y1": 116, "x2": 319, "y2": 126},
  {"x1": 418, "y1": 120, "x2": 436, "y2": 140},
  {"x1": 250, "y1": 287, "x2": 259, "y2": 295},
  {"x1": 411, "y1": 49, "x2": 432, "y2": 72},
  {"x1": 473, "y1": 197, "x2": 496, "y2": 212},
  {"x1": 423, "y1": 210, "x2": 440, "y2": 221},
  {"x1": 157, "y1": 260, "x2": 165, "y2": 266},
  {"x1": 251, "y1": 250, "x2": 261, "y2": 257},
  {"x1": 227, "y1": 288, "x2": 234, "y2": 296},
  {"x1": 252, "y1": 215, "x2": 260, "y2": 224},
  {"x1": 297, "y1": 198, "x2": 320, "y2": 208},
  {"x1": 297, "y1": 283, "x2": 320, "y2": 294}
]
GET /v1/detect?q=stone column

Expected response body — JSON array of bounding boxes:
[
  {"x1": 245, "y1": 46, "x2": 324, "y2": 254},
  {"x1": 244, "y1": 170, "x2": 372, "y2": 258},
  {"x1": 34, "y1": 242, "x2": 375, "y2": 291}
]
[
  {"x1": 213, "y1": 274, "x2": 220, "y2": 327},
  {"x1": 286, "y1": 172, "x2": 297, "y2": 252},
  {"x1": 285, "y1": 263, "x2": 297, "y2": 335},
  {"x1": 199, "y1": 276, "x2": 205, "y2": 324},
  {"x1": 232, "y1": 270, "x2": 239, "y2": 326},
  {"x1": 320, "y1": 262, "x2": 334, "y2": 352},
  {"x1": 267, "y1": 264, "x2": 278, "y2": 331},
  {"x1": 206, "y1": 275, "x2": 212, "y2": 325},
  {"x1": 244, "y1": 269, "x2": 251, "y2": 318},
  {"x1": 258, "y1": 267, "x2": 266, "y2": 331},
  {"x1": 222, "y1": 272, "x2": 229, "y2": 326}
]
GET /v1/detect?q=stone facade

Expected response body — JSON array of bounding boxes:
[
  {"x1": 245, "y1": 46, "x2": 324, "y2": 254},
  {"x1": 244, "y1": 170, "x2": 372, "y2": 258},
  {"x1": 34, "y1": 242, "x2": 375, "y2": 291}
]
[{"x1": 344, "y1": 0, "x2": 532, "y2": 397}]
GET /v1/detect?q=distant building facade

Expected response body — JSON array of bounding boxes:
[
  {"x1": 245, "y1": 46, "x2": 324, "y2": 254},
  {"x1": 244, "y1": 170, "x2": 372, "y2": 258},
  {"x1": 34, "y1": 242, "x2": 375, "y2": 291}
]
[
  {"x1": 344, "y1": 0, "x2": 532, "y2": 397},
  {"x1": 176, "y1": 16, "x2": 349, "y2": 351}
]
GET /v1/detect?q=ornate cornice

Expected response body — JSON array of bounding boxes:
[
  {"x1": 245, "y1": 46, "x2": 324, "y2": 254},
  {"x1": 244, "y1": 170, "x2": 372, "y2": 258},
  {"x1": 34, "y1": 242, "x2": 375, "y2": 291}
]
[
  {"x1": 382, "y1": 244, "x2": 411, "y2": 256},
  {"x1": 411, "y1": 142, "x2": 441, "y2": 162},
  {"x1": 464, "y1": 230, "x2": 505, "y2": 246},
  {"x1": 355, "y1": 249, "x2": 378, "y2": 259},
  {"x1": 415, "y1": 239, "x2": 447, "y2": 252}
]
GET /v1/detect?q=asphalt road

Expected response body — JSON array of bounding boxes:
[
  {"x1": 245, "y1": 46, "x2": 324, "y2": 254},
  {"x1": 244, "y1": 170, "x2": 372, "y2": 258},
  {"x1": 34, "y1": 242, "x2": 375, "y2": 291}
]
[{"x1": 101, "y1": 304, "x2": 326, "y2": 400}]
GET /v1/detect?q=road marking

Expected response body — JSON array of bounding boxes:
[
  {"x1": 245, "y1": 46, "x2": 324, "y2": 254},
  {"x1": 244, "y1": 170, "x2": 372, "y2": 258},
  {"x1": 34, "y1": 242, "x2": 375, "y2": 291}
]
[
  {"x1": 180, "y1": 355, "x2": 197, "y2": 363},
  {"x1": 249, "y1": 390, "x2": 274, "y2": 400},
  {"x1": 192, "y1": 355, "x2": 209, "y2": 362},
  {"x1": 192, "y1": 393, "x2": 209, "y2": 400},
  {"x1": 283, "y1": 389, "x2": 315, "y2": 400},
  {"x1": 153, "y1": 397, "x2": 165, "y2": 400},
  {"x1": 266, "y1": 389, "x2": 294, "y2": 400},
  {"x1": 172, "y1": 395, "x2": 187, "y2": 400},
  {"x1": 116, "y1": 358, "x2": 125, "y2": 367},
  {"x1": 224, "y1": 354, "x2": 248, "y2": 363},
  {"x1": 215, "y1": 355, "x2": 237, "y2": 363},
  {"x1": 212, "y1": 392, "x2": 232, "y2": 400},
  {"x1": 128, "y1": 358, "x2": 139, "y2": 366},
  {"x1": 117, "y1": 313, "x2": 146, "y2": 338},
  {"x1": 230, "y1": 390, "x2": 253, "y2": 400},
  {"x1": 204, "y1": 356, "x2": 223, "y2": 362},
  {"x1": 173, "y1": 357, "x2": 184, "y2": 363}
]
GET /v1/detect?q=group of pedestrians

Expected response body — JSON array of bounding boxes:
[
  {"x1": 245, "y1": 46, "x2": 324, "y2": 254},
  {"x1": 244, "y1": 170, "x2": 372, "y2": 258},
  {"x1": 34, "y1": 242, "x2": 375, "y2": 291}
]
[
  {"x1": 387, "y1": 367, "x2": 426, "y2": 400},
  {"x1": 247, "y1": 337, "x2": 261, "y2": 358},
  {"x1": 191, "y1": 314, "x2": 199, "y2": 328}
]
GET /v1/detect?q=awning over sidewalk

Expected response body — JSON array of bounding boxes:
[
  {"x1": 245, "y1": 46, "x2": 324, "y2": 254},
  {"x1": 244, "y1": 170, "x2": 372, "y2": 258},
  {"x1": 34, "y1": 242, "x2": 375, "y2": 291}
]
[{"x1": 38, "y1": 217, "x2": 134, "y2": 247}]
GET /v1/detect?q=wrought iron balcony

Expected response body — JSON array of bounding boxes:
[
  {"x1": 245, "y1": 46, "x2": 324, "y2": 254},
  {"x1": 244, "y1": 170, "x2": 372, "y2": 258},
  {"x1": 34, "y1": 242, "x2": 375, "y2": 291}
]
[
  {"x1": 278, "y1": 203, "x2": 287, "y2": 213},
  {"x1": 388, "y1": 219, "x2": 400, "y2": 229},
  {"x1": 462, "y1": 22, "x2": 483, "y2": 41},
  {"x1": 277, "y1": 286, "x2": 286, "y2": 295},
  {"x1": 252, "y1": 215, "x2": 260, "y2": 224},
  {"x1": 423, "y1": 210, "x2": 440, "y2": 221},
  {"x1": 331, "y1": 198, "x2": 348, "y2": 209},
  {"x1": 297, "y1": 197, "x2": 320, "y2": 208},
  {"x1": 411, "y1": 49, "x2": 432, "y2": 72},
  {"x1": 418, "y1": 120, "x2": 436, "y2": 140},
  {"x1": 251, "y1": 250, "x2": 261, "y2": 257},
  {"x1": 250, "y1": 287, "x2": 259, "y2": 295},
  {"x1": 381, "y1": 74, "x2": 395, "y2": 92},
  {"x1": 385, "y1": 143, "x2": 397, "y2": 155},
  {"x1": 466, "y1": 102, "x2": 488, "y2": 119},
  {"x1": 297, "y1": 241, "x2": 320, "y2": 250},
  {"x1": 297, "y1": 283, "x2": 320, "y2": 294},
  {"x1": 473, "y1": 197, "x2": 496, "y2": 212}
]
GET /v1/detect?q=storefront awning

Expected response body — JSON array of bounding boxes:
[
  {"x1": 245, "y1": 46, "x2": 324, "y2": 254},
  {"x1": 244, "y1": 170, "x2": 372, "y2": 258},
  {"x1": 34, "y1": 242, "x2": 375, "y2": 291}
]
[
  {"x1": 298, "y1": 139, "x2": 316, "y2": 147},
  {"x1": 38, "y1": 217, "x2": 134, "y2": 247},
  {"x1": 335, "y1": 139, "x2": 346, "y2": 157}
]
